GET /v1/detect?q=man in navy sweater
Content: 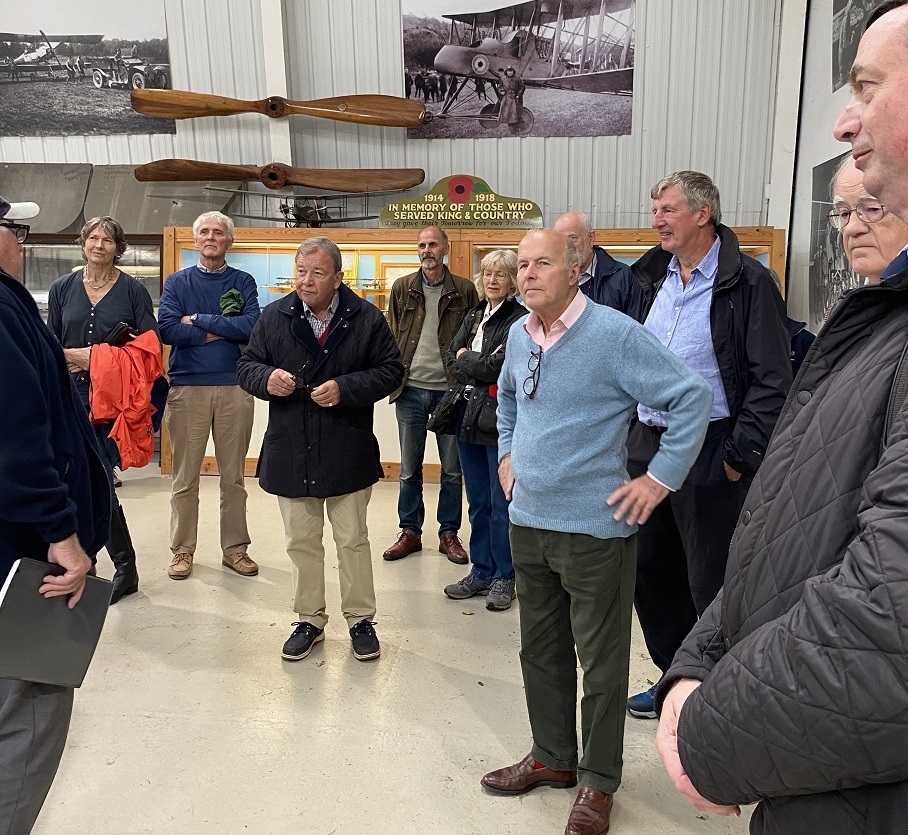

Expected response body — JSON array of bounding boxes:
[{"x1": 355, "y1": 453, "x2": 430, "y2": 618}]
[
  {"x1": 0, "y1": 195, "x2": 109, "y2": 833},
  {"x1": 159, "y1": 211, "x2": 261, "y2": 581},
  {"x1": 481, "y1": 229, "x2": 712, "y2": 835}
]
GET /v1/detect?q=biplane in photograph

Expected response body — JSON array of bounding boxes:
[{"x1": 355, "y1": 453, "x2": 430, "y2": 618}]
[{"x1": 429, "y1": 0, "x2": 634, "y2": 133}]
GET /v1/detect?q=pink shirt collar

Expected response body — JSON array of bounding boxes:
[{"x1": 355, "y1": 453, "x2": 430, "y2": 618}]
[{"x1": 523, "y1": 289, "x2": 587, "y2": 350}]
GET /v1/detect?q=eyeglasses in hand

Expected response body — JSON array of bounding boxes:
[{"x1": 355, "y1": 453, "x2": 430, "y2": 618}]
[
  {"x1": 827, "y1": 200, "x2": 887, "y2": 229},
  {"x1": 293, "y1": 360, "x2": 314, "y2": 392},
  {"x1": 523, "y1": 348, "x2": 542, "y2": 399},
  {"x1": 0, "y1": 221, "x2": 29, "y2": 244}
]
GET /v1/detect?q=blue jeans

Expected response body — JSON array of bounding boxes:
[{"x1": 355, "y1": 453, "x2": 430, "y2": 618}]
[
  {"x1": 395, "y1": 386, "x2": 462, "y2": 537},
  {"x1": 457, "y1": 437, "x2": 513, "y2": 581}
]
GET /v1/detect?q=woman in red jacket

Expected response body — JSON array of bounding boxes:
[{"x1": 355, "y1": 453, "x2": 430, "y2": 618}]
[{"x1": 48, "y1": 216, "x2": 159, "y2": 603}]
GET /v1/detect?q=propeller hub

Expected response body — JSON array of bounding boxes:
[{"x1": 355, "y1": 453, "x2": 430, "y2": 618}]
[
  {"x1": 260, "y1": 164, "x2": 289, "y2": 189},
  {"x1": 265, "y1": 97, "x2": 286, "y2": 118}
]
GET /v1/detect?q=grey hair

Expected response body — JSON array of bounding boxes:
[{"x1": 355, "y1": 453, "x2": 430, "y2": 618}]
[
  {"x1": 78, "y1": 216, "x2": 128, "y2": 260},
  {"x1": 296, "y1": 236, "x2": 343, "y2": 273},
  {"x1": 192, "y1": 211, "x2": 235, "y2": 240},
  {"x1": 651, "y1": 170, "x2": 722, "y2": 228},
  {"x1": 474, "y1": 249, "x2": 519, "y2": 300},
  {"x1": 829, "y1": 154, "x2": 855, "y2": 201}
]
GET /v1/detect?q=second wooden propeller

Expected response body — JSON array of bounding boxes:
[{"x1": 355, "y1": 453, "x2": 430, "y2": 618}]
[
  {"x1": 134, "y1": 159, "x2": 425, "y2": 193},
  {"x1": 132, "y1": 89, "x2": 426, "y2": 127}
]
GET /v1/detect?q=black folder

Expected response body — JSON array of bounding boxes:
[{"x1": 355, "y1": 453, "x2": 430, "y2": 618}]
[{"x1": 0, "y1": 558, "x2": 113, "y2": 687}]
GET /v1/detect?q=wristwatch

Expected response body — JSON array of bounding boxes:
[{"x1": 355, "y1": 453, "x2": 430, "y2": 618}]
[{"x1": 189, "y1": 313, "x2": 198, "y2": 323}]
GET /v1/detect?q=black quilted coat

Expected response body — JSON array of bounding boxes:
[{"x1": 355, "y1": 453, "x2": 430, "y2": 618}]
[
  {"x1": 237, "y1": 284, "x2": 403, "y2": 499},
  {"x1": 659, "y1": 270, "x2": 908, "y2": 834},
  {"x1": 445, "y1": 296, "x2": 527, "y2": 446}
]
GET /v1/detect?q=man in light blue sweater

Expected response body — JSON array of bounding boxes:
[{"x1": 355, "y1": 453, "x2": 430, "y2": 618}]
[
  {"x1": 159, "y1": 211, "x2": 261, "y2": 581},
  {"x1": 480, "y1": 229, "x2": 712, "y2": 835}
]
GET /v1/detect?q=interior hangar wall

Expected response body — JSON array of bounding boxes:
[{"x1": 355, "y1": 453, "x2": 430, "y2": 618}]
[
  {"x1": 286, "y1": 0, "x2": 782, "y2": 228},
  {"x1": 0, "y1": 0, "x2": 271, "y2": 169},
  {"x1": 2, "y1": 0, "x2": 782, "y2": 230}
]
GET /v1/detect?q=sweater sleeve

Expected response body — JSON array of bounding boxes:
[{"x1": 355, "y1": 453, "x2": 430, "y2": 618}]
[
  {"x1": 158, "y1": 273, "x2": 206, "y2": 348},
  {"x1": 193, "y1": 273, "x2": 261, "y2": 343},
  {"x1": 496, "y1": 335, "x2": 520, "y2": 461},
  {"x1": 616, "y1": 321, "x2": 714, "y2": 490},
  {"x1": 675, "y1": 402, "x2": 908, "y2": 806}
]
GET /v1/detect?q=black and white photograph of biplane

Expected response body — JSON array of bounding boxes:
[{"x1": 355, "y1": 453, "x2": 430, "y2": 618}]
[
  {"x1": 0, "y1": 0, "x2": 173, "y2": 137},
  {"x1": 403, "y1": 0, "x2": 635, "y2": 139}
]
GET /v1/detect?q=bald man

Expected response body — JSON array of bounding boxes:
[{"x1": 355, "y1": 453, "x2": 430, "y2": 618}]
[{"x1": 554, "y1": 211, "x2": 639, "y2": 314}]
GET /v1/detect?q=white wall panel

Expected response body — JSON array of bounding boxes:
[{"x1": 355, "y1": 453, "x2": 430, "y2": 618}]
[
  {"x1": 2, "y1": 0, "x2": 782, "y2": 230},
  {"x1": 0, "y1": 0, "x2": 270, "y2": 167},
  {"x1": 286, "y1": 0, "x2": 781, "y2": 227}
]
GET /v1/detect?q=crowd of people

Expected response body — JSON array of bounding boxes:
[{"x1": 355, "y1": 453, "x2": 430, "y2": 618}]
[{"x1": 4, "y1": 3, "x2": 908, "y2": 833}]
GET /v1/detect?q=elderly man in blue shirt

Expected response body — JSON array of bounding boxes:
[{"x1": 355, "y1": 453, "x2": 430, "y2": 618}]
[{"x1": 625, "y1": 171, "x2": 792, "y2": 720}]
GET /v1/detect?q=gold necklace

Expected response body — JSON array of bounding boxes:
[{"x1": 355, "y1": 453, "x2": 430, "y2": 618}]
[{"x1": 84, "y1": 270, "x2": 117, "y2": 292}]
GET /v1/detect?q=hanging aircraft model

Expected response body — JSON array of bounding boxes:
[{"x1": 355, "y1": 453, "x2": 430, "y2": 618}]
[
  {"x1": 0, "y1": 30, "x2": 103, "y2": 80},
  {"x1": 427, "y1": 0, "x2": 633, "y2": 134},
  {"x1": 131, "y1": 89, "x2": 427, "y2": 194},
  {"x1": 202, "y1": 187, "x2": 398, "y2": 228}
]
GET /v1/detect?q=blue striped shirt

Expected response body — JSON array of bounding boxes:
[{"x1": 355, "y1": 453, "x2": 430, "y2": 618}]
[{"x1": 638, "y1": 236, "x2": 729, "y2": 426}]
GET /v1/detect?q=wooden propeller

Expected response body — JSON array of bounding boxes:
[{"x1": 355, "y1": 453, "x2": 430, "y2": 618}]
[
  {"x1": 133, "y1": 159, "x2": 425, "y2": 193},
  {"x1": 131, "y1": 89, "x2": 425, "y2": 127}
]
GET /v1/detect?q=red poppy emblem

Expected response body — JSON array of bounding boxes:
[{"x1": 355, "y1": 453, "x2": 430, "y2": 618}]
[{"x1": 448, "y1": 175, "x2": 475, "y2": 204}]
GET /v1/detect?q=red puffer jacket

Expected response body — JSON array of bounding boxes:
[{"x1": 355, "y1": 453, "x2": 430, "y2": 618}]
[{"x1": 89, "y1": 330, "x2": 163, "y2": 470}]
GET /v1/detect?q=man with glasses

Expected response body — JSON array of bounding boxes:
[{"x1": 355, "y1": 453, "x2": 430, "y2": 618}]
[
  {"x1": 0, "y1": 196, "x2": 110, "y2": 833},
  {"x1": 829, "y1": 155, "x2": 908, "y2": 286},
  {"x1": 237, "y1": 238, "x2": 402, "y2": 662},
  {"x1": 655, "y1": 5, "x2": 908, "y2": 831},
  {"x1": 482, "y1": 229, "x2": 712, "y2": 835}
]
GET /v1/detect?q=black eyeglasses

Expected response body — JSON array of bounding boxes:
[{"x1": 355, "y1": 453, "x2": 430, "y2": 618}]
[
  {"x1": 293, "y1": 360, "x2": 314, "y2": 392},
  {"x1": 828, "y1": 200, "x2": 887, "y2": 229},
  {"x1": 523, "y1": 348, "x2": 542, "y2": 399},
  {"x1": 0, "y1": 221, "x2": 29, "y2": 244}
]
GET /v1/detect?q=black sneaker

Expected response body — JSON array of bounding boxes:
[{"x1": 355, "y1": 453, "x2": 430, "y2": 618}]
[
  {"x1": 350, "y1": 619, "x2": 381, "y2": 661},
  {"x1": 281, "y1": 621, "x2": 324, "y2": 661}
]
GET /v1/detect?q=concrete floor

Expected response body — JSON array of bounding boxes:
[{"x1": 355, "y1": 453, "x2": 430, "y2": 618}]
[{"x1": 34, "y1": 468, "x2": 752, "y2": 835}]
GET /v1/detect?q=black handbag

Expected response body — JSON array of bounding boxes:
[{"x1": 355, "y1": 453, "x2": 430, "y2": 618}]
[{"x1": 427, "y1": 383, "x2": 467, "y2": 435}]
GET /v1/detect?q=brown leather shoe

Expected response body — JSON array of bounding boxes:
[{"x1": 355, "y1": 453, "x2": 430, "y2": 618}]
[
  {"x1": 565, "y1": 786, "x2": 613, "y2": 835},
  {"x1": 383, "y1": 530, "x2": 422, "y2": 561},
  {"x1": 439, "y1": 531, "x2": 468, "y2": 564},
  {"x1": 481, "y1": 753, "x2": 577, "y2": 796},
  {"x1": 222, "y1": 552, "x2": 258, "y2": 576}
]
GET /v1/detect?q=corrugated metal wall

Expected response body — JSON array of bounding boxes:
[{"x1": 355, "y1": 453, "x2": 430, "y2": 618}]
[
  {"x1": 0, "y1": 0, "x2": 781, "y2": 229},
  {"x1": 0, "y1": 0, "x2": 270, "y2": 168},
  {"x1": 287, "y1": 0, "x2": 782, "y2": 227}
]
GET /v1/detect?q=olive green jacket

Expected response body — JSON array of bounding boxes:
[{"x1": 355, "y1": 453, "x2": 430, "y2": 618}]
[{"x1": 387, "y1": 266, "x2": 478, "y2": 402}]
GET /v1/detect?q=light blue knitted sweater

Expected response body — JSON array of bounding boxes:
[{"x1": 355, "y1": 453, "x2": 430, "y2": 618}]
[{"x1": 497, "y1": 298, "x2": 713, "y2": 540}]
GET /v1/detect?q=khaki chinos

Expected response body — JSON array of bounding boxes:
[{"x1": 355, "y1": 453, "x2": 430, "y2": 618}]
[
  {"x1": 165, "y1": 384, "x2": 254, "y2": 556},
  {"x1": 510, "y1": 524, "x2": 637, "y2": 794},
  {"x1": 277, "y1": 487, "x2": 376, "y2": 629}
]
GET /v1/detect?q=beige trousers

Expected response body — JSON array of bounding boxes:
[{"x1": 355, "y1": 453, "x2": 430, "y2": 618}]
[
  {"x1": 277, "y1": 487, "x2": 376, "y2": 629},
  {"x1": 165, "y1": 384, "x2": 254, "y2": 557}
]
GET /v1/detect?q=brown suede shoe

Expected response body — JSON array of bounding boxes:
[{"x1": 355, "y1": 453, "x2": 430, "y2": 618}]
[
  {"x1": 222, "y1": 552, "x2": 258, "y2": 576},
  {"x1": 481, "y1": 753, "x2": 577, "y2": 796},
  {"x1": 383, "y1": 530, "x2": 422, "y2": 561},
  {"x1": 439, "y1": 531, "x2": 468, "y2": 564},
  {"x1": 168, "y1": 552, "x2": 193, "y2": 580},
  {"x1": 565, "y1": 786, "x2": 613, "y2": 835}
]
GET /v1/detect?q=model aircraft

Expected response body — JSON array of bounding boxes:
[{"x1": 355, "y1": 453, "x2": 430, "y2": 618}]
[
  {"x1": 0, "y1": 31, "x2": 103, "y2": 79},
  {"x1": 204, "y1": 187, "x2": 404, "y2": 228},
  {"x1": 425, "y1": 0, "x2": 633, "y2": 133}
]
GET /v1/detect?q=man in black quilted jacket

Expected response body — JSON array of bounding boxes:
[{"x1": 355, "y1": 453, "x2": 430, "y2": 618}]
[{"x1": 655, "y1": 4, "x2": 908, "y2": 833}]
